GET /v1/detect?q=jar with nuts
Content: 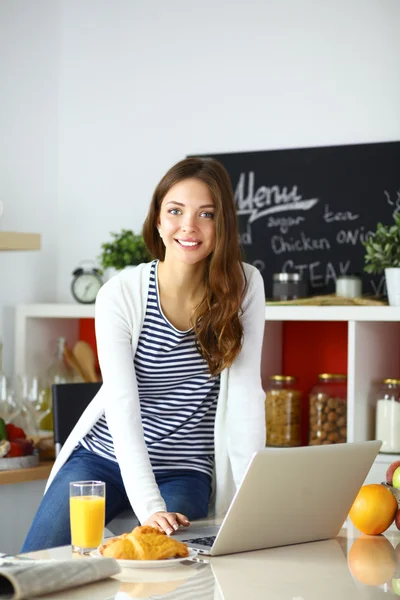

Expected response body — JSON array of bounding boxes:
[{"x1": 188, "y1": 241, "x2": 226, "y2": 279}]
[
  {"x1": 308, "y1": 373, "x2": 347, "y2": 446},
  {"x1": 265, "y1": 375, "x2": 302, "y2": 447}
]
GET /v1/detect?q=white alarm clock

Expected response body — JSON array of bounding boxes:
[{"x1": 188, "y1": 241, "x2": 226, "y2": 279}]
[{"x1": 71, "y1": 262, "x2": 103, "y2": 304}]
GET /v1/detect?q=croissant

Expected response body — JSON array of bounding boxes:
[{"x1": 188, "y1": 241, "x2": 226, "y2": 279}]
[{"x1": 99, "y1": 525, "x2": 189, "y2": 560}]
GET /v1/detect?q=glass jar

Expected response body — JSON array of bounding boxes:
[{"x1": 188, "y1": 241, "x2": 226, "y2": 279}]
[
  {"x1": 272, "y1": 273, "x2": 308, "y2": 301},
  {"x1": 265, "y1": 375, "x2": 302, "y2": 447},
  {"x1": 375, "y1": 378, "x2": 400, "y2": 453},
  {"x1": 308, "y1": 374, "x2": 347, "y2": 445}
]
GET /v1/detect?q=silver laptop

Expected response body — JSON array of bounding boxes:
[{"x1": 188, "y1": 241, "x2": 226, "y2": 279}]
[{"x1": 175, "y1": 440, "x2": 382, "y2": 556}]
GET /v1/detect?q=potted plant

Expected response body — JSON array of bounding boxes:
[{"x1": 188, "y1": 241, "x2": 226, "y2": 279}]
[
  {"x1": 99, "y1": 229, "x2": 151, "y2": 279},
  {"x1": 363, "y1": 213, "x2": 400, "y2": 306}
]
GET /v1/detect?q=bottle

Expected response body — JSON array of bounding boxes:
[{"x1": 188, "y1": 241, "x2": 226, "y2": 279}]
[
  {"x1": 40, "y1": 337, "x2": 73, "y2": 431},
  {"x1": 309, "y1": 374, "x2": 347, "y2": 445},
  {"x1": 265, "y1": 375, "x2": 302, "y2": 447},
  {"x1": 374, "y1": 378, "x2": 400, "y2": 453}
]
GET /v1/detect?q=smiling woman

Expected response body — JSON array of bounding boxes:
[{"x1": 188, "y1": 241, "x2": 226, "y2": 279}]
[
  {"x1": 21, "y1": 157, "x2": 266, "y2": 554},
  {"x1": 143, "y1": 157, "x2": 251, "y2": 376}
]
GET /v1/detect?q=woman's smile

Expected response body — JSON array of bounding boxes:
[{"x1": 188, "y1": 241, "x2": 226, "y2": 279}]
[{"x1": 175, "y1": 238, "x2": 202, "y2": 250}]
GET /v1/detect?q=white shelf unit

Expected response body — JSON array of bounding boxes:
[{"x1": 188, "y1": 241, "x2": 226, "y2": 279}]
[
  {"x1": 15, "y1": 304, "x2": 95, "y2": 376},
  {"x1": 261, "y1": 305, "x2": 400, "y2": 489},
  {"x1": 14, "y1": 303, "x2": 400, "y2": 483}
]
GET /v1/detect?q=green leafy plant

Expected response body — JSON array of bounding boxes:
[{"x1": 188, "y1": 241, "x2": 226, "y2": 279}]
[
  {"x1": 363, "y1": 213, "x2": 400, "y2": 274},
  {"x1": 99, "y1": 229, "x2": 151, "y2": 270}
]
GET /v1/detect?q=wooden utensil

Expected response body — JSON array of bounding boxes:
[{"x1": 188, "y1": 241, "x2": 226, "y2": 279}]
[
  {"x1": 72, "y1": 341, "x2": 98, "y2": 383},
  {"x1": 63, "y1": 344, "x2": 88, "y2": 382}
]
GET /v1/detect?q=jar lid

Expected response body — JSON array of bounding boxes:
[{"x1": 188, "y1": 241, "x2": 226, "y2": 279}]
[
  {"x1": 269, "y1": 375, "x2": 297, "y2": 382},
  {"x1": 382, "y1": 378, "x2": 400, "y2": 385},
  {"x1": 318, "y1": 373, "x2": 347, "y2": 380},
  {"x1": 273, "y1": 273, "x2": 301, "y2": 282}
]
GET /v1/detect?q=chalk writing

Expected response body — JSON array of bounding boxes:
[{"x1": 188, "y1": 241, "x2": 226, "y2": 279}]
[
  {"x1": 235, "y1": 172, "x2": 319, "y2": 224},
  {"x1": 266, "y1": 215, "x2": 305, "y2": 234},
  {"x1": 252, "y1": 259, "x2": 266, "y2": 272},
  {"x1": 282, "y1": 259, "x2": 351, "y2": 289},
  {"x1": 324, "y1": 204, "x2": 359, "y2": 222},
  {"x1": 370, "y1": 275, "x2": 387, "y2": 296},
  {"x1": 271, "y1": 232, "x2": 330, "y2": 255},
  {"x1": 238, "y1": 222, "x2": 253, "y2": 245},
  {"x1": 385, "y1": 190, "x2": 400, "y2": 218},
  {"x1": 336, "y1": 227, "x2": 374, "y2": 246}
]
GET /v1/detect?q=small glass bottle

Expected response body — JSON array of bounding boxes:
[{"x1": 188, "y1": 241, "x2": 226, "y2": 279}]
[
  {"x1": 265, "y1": 375, "x2": 302, "y2": 447},
  {"x1": 374, "y1": 378, "x2": 400, "y2": 453},
  {"x1": 40, "y1": 337, "x2": 73, "y2": 431},
  {"x1": 309, "y1": 374, "x2": 347, "y2": 445}
]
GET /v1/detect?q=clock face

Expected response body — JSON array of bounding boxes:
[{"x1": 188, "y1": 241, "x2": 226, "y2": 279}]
[{"x1": 71, "y1": 273, "x2": 102, "y2": 304}]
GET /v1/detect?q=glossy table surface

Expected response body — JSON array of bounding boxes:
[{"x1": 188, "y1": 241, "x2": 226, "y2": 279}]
[{"x1": 22, "y1": 520, "x2": 400, "y2": 599}]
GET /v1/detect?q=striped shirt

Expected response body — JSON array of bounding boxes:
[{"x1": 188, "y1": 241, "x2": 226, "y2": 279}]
[{"x1": 81, "y1": 260, "x2": 220, "y2": 477}]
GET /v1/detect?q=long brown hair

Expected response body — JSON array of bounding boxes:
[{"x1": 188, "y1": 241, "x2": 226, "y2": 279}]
[{"x1": 142, "y1": 157, "x2": 247, "y2": 376}]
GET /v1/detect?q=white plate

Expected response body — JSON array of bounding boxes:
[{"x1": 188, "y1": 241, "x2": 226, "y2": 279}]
[
  {"x1": 90, "y1": 548, "x2": 198, "y2": 569},
  {"x1": 0, "y1": 453, "x2": 39, "y2": 471}
]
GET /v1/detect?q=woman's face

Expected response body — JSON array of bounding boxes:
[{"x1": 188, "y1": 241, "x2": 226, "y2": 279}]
[{"x1": 157, "y1": 178, "x2": 216, "y2": 267}]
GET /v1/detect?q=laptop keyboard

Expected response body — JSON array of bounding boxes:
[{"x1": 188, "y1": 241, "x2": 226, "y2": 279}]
[{"x1": 184, "y1": 536, "x2": 216, "y2": 547}]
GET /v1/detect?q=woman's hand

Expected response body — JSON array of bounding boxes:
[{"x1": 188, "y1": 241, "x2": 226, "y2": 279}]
[{"x1": 143, "y1": 511, "x2": 190, "y2": 535}]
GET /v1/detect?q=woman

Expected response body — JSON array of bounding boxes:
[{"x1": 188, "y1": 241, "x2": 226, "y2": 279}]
[{"x1": 21, "y1": 157, "x2": 266, "y2": 552}]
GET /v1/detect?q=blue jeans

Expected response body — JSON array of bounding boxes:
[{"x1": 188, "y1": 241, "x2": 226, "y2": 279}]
[{"x1": 21, "y1": 445, "x2": 212, "y2": 552}]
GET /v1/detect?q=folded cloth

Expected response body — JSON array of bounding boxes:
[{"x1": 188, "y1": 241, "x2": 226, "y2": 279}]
[{"x1": 0, "y1": 557, "x2": 120, "y2": 600}]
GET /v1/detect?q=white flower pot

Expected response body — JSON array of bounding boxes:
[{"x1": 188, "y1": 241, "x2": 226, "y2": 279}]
[
  {"x1": 103, "y1": 267, "x2": 119, "y2": 282},
  {"x1": 385, "y1": 268, "x2": 400, "y2": 306},
  {"x1": 103, "y1": 266, "x2": 136, "y2": 282}
]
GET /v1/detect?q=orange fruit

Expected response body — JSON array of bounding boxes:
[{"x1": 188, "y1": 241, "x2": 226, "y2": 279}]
[
  {"x1": 348, "y1": 534, "x2": 397, "y2": 586},
  {"x1": 349, "y1": 484, "x2": 397, "y2": 535}
]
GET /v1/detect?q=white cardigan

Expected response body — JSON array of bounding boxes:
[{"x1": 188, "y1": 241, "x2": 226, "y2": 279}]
[{"x1": 46, "y1": 261, "x2": 266, "y2": 523}]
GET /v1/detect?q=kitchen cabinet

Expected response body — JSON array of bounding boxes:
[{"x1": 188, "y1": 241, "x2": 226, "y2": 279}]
[{"x1": 14, "y1": 303, "x2": 400, "y2": 483}]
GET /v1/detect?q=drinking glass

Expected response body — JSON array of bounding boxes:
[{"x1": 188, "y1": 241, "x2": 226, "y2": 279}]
[{"x1": 69, "y1": 480, "x2": 106, "y2": 554}]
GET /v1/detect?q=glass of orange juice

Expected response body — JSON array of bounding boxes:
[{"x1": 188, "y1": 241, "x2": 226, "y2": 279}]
[{"x1": 70, "y1": 480, "x2": 106, "y2": 554}]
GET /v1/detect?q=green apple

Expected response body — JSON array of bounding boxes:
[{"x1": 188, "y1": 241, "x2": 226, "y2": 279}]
[
  {"x1": 393, "y1": 467, "x2": 400, "y2": 489},
  {"x1": 393, "y1": 578, "x2": 400, "y2": 595}
]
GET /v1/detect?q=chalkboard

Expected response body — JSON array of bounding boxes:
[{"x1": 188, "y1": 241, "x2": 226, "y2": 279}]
[{"x1": 200, "y1": 141, "x2": 400, "y2": 298}]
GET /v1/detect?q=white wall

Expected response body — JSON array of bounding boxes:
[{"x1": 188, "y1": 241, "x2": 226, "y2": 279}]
[
  {"x1": 0, "y1": 0, "x2": 59, "y2": 375},
  {"x1": 1, "y1": 0, "x2": 399, "y2": 373}
]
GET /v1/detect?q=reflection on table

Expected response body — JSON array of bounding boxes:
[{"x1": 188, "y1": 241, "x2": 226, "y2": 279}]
[{"x1": 21, "y1": 522, "x2": 400, "y2": 599}]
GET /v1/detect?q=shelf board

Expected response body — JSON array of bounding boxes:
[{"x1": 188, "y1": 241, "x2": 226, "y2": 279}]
[
  {"x1": 15, "y1": 303, "x2": 400, "y2": 322},
  {"x1": 264, "y1": 305, "x2": 400, "y2": 322},
  {"x1": 0, "y1": 461, "x2": 54, "y2": 485},
  {"x1": 0, "y1": 231, "x2": 41, "y2": 251},
  {"x1": 16, "y1": 303, "x2": 95, "y2": 319}
]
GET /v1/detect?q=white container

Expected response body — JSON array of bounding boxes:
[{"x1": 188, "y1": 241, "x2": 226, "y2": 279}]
[
  {"x1": 375, "y1": 378, "x2": 400, "y2": 453},
  {"x1": 385, "y1": 268, "x2": 400, "y2": 306},
  {"x1": 335, "y1": 275, "x2": 362, "y2": 298}
]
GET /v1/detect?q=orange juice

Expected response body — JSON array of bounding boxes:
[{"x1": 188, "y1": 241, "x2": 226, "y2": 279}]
[{"x1": 70, "y1": 495, "x2": 105, "y2": 549}]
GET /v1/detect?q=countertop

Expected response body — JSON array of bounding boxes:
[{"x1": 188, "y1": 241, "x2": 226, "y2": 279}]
[
  {"x1": 0, "y1": 460, "x2": 53, "y2": 485},
  {"x1": 20, "y1": 521, "x2": 400, "y2": 599}
]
